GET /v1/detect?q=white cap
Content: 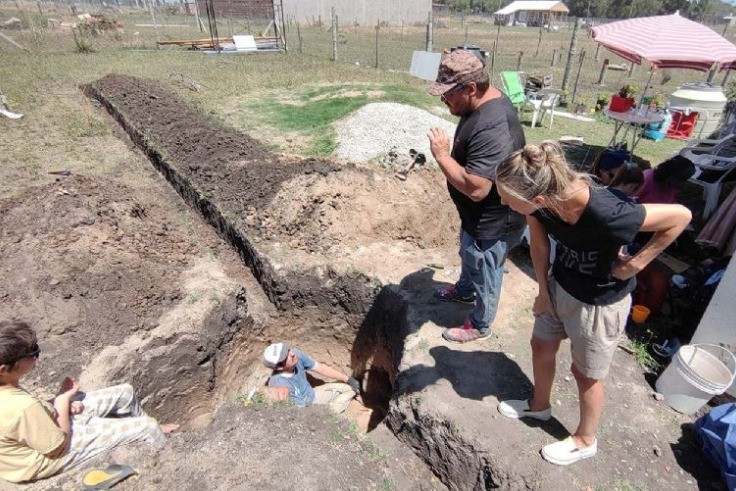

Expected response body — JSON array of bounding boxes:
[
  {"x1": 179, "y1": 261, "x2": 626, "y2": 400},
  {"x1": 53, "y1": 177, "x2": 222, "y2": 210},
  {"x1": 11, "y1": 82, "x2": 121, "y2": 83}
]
[{"x1": 262, "y1": 342, "x2": 289, "y2": 369}]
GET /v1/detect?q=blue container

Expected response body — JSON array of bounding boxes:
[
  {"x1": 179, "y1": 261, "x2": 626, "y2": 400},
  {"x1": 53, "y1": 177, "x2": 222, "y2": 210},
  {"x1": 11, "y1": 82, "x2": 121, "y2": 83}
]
[{"x1": 644, "y1": 110, "x2": 673, "y2": 142}]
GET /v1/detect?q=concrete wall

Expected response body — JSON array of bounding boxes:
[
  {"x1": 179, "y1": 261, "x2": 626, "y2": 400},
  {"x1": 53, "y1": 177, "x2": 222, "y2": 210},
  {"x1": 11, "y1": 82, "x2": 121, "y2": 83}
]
[
  {"x1": 690, "y1": 256, "x2": 736, "y2": 394},
  {"x1": 281, "y1": 0, "x2": 432, "y2": 26}
]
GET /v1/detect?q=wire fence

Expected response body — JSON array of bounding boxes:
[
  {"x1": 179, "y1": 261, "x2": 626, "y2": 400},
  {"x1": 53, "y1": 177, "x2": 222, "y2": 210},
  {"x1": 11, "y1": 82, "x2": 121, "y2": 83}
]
[
  {"x1": 285, "y1": 11, "x2": 735, "y2": 107},
  {"x1": 7, "y1": 0, "x2": 735, "y2": 107}
]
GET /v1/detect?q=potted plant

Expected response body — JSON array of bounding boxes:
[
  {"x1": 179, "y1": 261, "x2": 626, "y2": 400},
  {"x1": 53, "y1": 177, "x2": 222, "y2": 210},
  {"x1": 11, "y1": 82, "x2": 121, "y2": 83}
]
[
  {"x1": 595, "y1": 93, "x2": 610, "y2": 112},
  {"x1": 609, "y1": 84, "x2": 638, "y2": 112},
  {"x1": 650, "y1": 91, "x2": 666, "y2": 110},
  {"x1": 558, "y1": 89, "x2": 569, "y2": 108}
]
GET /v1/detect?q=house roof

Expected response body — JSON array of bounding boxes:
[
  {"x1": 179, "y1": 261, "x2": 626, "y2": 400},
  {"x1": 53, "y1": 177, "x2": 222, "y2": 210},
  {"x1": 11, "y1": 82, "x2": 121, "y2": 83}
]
[{"x1": 494, "y1": 1, "x2": 570, "y2": 15}]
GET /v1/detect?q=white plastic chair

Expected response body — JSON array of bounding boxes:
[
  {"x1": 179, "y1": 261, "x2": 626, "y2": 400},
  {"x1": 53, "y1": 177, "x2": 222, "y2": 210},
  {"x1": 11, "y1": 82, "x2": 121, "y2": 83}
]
[
  {"x1": 527, "y1": 88, "x2": 562, "y2": 129},
  {"x1": 680, "y1": 136, "x2": 736, "y2": 219}
]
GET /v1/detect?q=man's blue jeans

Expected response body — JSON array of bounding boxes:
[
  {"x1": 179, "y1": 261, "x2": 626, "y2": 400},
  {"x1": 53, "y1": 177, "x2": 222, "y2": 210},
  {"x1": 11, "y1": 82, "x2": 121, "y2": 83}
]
[{"x1": 455, "y1": 229, "x2": 522, "y2": 333}]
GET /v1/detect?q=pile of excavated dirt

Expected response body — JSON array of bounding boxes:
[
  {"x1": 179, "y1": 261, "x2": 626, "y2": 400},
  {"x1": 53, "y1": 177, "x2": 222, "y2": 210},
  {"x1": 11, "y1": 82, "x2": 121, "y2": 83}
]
[
  {"x1": 87, "y1": 76, "x2": 459, "y2": 260},
  {"x1": 0, "y1": 116, "x2": 444, "y2": 491}
]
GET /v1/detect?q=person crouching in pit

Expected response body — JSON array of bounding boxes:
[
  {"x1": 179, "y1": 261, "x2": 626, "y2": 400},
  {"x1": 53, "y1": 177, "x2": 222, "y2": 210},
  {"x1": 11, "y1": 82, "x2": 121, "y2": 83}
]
[{"x1": 261, "y1": 342, "x2": 361, "y2": 414}]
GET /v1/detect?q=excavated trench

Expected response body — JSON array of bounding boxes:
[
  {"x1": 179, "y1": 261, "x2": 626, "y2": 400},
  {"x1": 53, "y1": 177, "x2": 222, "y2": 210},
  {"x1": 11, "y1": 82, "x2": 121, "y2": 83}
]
[{"x1": 85, "y1": 74, "x2": 497, "y2": 490}]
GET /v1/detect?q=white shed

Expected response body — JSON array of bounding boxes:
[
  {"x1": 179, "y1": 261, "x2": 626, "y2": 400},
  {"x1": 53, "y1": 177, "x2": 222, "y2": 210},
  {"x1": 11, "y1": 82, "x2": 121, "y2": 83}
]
[{"x1": 494, "y1": 1, "x2": 570, "y2": 26}]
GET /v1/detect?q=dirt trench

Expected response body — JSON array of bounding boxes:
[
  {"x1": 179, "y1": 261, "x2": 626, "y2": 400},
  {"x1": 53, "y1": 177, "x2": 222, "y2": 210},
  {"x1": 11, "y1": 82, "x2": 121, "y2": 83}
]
[{"x1": 85, "y1": 74, "x2": 559, "y2": 490}]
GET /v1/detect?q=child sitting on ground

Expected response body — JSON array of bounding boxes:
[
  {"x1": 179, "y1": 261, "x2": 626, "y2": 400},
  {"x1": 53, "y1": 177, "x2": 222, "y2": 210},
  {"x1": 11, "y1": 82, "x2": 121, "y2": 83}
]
[
  {"x1": 591, "y1": 148, "x2": 629, "y2": 186},
  {"x1": 0, "y1": 320, "x2": 178, "y2": 483},
  {"x1": 607, "y1": 162, "x2": 645, "y2": 202},
  {"x1": 634, "y1": 155, "x2": 695, "y2": 204}
]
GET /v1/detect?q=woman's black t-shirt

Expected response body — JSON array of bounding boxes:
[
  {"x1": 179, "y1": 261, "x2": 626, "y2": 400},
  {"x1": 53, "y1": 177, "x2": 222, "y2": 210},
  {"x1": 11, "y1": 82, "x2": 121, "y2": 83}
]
[{"x1": 531, "y1": 186, "x2": 646, "y2": 305}]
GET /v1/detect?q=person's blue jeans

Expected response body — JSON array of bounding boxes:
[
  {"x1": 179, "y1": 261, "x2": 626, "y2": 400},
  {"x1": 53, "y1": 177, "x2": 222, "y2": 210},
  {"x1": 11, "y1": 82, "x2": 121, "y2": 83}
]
[{"x1": 455, "y1": 229, "x2": 522, "y2": 333}]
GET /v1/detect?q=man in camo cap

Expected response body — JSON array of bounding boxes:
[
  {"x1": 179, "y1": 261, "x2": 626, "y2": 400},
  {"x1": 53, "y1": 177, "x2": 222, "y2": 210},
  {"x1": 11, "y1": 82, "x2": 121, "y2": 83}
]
[{"x1": 427, "y1": 49, "x2": 526, "y2": 343}]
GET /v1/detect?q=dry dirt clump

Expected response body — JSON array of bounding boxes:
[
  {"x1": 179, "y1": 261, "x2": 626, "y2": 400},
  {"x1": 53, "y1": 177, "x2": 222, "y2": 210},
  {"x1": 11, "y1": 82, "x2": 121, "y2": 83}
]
[
  {"x1": 0, "y1": 175, "x2": 192, "y2": 369},
  {"x1": 0, "y1": 173, "x2": 250, "y2": 420}
]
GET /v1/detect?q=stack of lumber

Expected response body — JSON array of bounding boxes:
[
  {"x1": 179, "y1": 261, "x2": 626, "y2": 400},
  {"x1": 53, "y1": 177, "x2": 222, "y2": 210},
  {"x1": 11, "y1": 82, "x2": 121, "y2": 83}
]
[
  {"x1": 158, "y1": 36, "x2": 278, "y2": 51},
  {"x1": 157, "y1": 37, "x2": 232, "y2": 49}
]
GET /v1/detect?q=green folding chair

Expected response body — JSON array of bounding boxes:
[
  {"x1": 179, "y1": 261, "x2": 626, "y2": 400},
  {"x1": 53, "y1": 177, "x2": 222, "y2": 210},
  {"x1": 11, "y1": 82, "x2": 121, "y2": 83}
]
[{"x1": 500, "y1": 71, "x2": 526, "y2": 113}]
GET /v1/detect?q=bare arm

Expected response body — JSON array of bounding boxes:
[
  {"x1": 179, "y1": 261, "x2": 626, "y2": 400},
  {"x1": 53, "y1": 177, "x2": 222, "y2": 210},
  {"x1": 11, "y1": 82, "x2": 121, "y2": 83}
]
[
  {"x1": 427, "y1": 127, "x2": 493, "y2": 201},
  {"x1": 259, "y1": 386, "x2": 290, "y2": 403},
  {"x1": 46, "y1": 377, "x2": 79, "y2": 458},
  {"x1": 309, "y1": 363, "x2": 349, "y2": 383},
  {"x1": 527, "y1": 216, "x2": 557, "y2": 318},
  {"x1": 612, "y1": 203, "x2": 692, "y2": 280}
]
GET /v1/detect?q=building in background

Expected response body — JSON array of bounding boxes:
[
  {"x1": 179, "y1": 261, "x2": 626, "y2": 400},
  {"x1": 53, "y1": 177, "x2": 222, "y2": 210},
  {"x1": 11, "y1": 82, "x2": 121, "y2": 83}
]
[
  {"x1": 493, "y1": 1, "x2": 569, "y2": 27},
  {"x1": 280, "y1": 0, "x2": 433, "y2": 26}
]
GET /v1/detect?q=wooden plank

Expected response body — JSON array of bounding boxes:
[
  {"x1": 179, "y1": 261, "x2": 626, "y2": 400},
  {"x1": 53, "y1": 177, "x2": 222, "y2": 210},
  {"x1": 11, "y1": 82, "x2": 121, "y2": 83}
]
[{"x1": 157, "y1": 37, "x2": 232, "y2": 45}]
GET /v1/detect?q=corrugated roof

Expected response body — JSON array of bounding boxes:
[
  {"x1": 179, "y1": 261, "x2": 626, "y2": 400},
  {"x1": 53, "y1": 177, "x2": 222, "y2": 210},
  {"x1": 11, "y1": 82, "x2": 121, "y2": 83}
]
[{"x1": 494, "y1": 1, "x2": 569, "y2": 15}]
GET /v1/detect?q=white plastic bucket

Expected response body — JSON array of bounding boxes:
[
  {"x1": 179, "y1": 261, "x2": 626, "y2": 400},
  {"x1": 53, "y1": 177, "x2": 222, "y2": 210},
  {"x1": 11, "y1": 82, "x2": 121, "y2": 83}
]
[{"x1": 655, "y1": 344, "x2": 736, "y2": 415}]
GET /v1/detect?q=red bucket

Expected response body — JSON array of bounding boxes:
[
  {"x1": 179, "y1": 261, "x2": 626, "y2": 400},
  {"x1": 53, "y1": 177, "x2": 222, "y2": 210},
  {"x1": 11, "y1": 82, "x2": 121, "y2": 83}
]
[{"x1": 609, "y1": 95, "x2": 635, "y2": 112}]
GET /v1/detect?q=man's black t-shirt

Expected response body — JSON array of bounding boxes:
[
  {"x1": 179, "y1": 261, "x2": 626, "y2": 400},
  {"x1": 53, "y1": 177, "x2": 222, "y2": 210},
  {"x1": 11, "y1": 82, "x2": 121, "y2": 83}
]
[
  {"x1": 532, "y1": 186, "x2": 647, "y2": 305},
  {"x1": 449, "y1": 96, "x2": 526, "y2": 240}
]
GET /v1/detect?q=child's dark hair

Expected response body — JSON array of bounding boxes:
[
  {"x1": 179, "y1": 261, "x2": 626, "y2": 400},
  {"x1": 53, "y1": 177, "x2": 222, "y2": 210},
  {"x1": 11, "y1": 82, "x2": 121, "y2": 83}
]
[
  {"x1": 654, "y1": 155, "x2": 696, "y2": 184},
  {"x1": 591, "y1": 148, "x2": 629, "y2": 177},
  {"x1": 0, "y1": 320, "x2": 37, "y2": 369},
  {"x1": 609, "y1": 162, "x2": 644, "y2": 189}
]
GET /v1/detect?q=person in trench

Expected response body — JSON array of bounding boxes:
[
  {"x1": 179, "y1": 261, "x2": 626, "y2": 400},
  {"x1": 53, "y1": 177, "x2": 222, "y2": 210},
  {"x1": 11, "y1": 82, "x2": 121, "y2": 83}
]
[
  {"x1": 494, "y1": 141, "x2": 691, "y2": 466},
  {"x1": 260, "y1": 342, "x2": 361, "y2": 414}
]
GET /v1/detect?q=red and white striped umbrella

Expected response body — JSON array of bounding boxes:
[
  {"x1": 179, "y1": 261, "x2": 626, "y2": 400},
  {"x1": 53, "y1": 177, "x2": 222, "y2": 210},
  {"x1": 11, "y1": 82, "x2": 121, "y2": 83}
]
[{"x1": 591, "y1": 12, "x2": 736, "y2": 72}]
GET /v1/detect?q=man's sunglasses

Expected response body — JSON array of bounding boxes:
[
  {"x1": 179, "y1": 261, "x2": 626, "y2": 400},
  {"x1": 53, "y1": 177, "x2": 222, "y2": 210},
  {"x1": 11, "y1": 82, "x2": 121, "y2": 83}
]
[
  {"x1": 2, "y1": 343, "x2": 40, "y2": 366},
  {"x1": 441, "y1": 84, "x2": 466, "y2": 102}
]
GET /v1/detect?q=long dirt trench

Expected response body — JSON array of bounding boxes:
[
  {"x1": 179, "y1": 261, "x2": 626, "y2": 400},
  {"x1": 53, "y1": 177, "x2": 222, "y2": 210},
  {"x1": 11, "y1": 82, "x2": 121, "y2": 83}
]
[
  {"x1": 81, "y1": 74, "x2": 462, "y2": 488},
  {"x1": 66, "y1": 75, "x2": 708, "y2": 491}
]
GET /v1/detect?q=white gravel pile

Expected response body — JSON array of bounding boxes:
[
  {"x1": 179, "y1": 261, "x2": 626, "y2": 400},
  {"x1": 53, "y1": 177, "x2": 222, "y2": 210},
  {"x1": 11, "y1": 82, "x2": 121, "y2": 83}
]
[{"x1": 333, "y1": 102, "x2": 457, "y2": 164}]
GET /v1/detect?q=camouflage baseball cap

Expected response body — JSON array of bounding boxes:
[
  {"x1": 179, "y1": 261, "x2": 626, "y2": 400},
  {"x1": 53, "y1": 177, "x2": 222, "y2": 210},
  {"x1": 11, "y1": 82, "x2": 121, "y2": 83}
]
[{"x1": 428, "y1": 49, "x2": 486, "y2": 96}]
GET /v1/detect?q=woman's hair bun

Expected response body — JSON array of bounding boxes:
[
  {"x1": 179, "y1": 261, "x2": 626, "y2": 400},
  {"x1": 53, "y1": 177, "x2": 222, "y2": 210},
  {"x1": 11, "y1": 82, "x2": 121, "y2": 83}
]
[{"x1": 522, "y1": 144, "x2": 546, "y2": 169}]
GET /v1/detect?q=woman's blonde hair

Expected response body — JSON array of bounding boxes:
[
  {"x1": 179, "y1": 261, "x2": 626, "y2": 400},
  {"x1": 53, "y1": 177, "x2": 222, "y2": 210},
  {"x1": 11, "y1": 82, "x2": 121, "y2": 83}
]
[{"x1": 495, "y1": 140, "x2": 579, "y2": 201}]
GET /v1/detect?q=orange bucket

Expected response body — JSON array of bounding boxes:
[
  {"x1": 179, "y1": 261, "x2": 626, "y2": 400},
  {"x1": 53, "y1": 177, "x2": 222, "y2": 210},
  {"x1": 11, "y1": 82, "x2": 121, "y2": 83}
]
[{"x1": 631, "y1": 305, "x2": 651, "y2": 324}]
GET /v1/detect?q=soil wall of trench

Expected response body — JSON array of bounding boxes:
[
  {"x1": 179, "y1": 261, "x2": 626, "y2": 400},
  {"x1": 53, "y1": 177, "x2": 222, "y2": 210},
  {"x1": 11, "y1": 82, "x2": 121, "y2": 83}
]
[{"x1": 87, "y1": 74, "x2": 500, "y2": 490}]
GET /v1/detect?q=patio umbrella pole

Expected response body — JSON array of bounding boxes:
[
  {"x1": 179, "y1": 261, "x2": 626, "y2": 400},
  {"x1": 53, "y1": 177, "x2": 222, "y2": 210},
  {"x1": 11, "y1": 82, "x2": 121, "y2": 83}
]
[
  {"x1": 636, "y1": 68, "x2": 655, "y2": 111},
  {"x1": 619, "y1": 67, "x2": 654, "y2": 150}
]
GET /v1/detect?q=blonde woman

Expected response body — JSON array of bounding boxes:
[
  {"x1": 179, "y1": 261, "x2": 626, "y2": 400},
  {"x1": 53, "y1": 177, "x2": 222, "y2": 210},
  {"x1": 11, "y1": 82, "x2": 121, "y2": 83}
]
[{"x1": 494, "y1": 141, "x2": 691, "y2": 465}]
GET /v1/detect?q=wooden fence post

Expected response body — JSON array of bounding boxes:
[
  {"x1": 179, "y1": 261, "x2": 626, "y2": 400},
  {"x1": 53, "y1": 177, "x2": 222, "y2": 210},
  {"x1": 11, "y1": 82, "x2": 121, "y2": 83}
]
[
  {"x1": 571, "y1": 49, "x2": 586, "y2": 105},
  {"x1": 561, "y1": 17, "x2": 580, "y2": 92},
  {"x1": 517, "y1": 51, "x2": 524, "y2": 71},
  {"x1": 535, "y1": 26, "x2": 543, "y2": 57},
  {"x1": 490, "y1": 40, "x2": 497, "y2": 85},
  {"x1": 597, "y1": 58, "x2": 609, "y2": 85},
  {"x1": 426, "y1": 9, "x2": 433, "y2": 52},
  {"x1": 297, "y1": 22, "x2": 302, "y2": 53},
  {"x1": 551, "y1": 48, "x2": 557, "y2": 66},
  {"x1": 495, "y1": 23, "x2": 501, "y2": 54},
  {"x1": 375, "y1": 20, "x2": 379, "y2": 68},
  {"x1": 331, "y1": 7, "x2": 337, "y2": 61},
  {"x1": 594, "y1": 43, "x2": 601, "y2": 61},
  {"x1": 628, "y1": 61, "x2": 636, "y2": 78}
]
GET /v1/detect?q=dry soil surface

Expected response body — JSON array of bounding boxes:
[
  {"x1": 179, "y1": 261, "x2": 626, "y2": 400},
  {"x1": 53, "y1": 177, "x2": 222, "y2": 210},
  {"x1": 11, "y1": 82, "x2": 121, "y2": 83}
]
[{"x1": 0, "y1": 73, "x2": 725, "y2": 491}]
